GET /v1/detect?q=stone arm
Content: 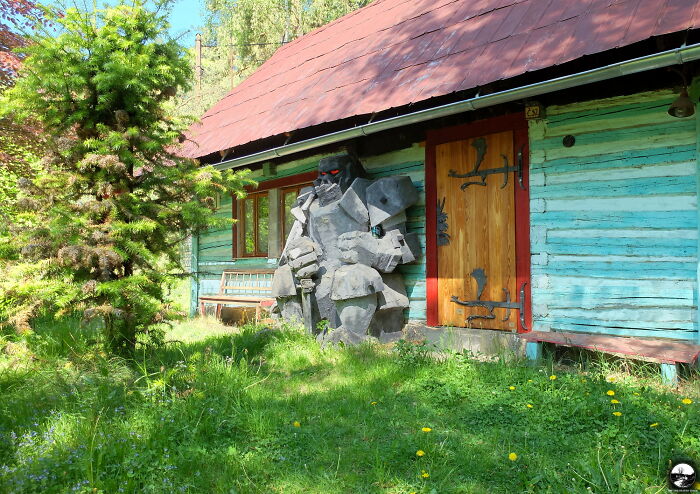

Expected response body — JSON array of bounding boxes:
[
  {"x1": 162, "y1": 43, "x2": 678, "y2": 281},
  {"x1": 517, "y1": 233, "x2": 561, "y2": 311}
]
[
  {"x1": 278, "y1": 188, "x2": 321, "y2": 279},
  {"x1": 337, "y1": 229, "x2": 419, "y2": 273}
]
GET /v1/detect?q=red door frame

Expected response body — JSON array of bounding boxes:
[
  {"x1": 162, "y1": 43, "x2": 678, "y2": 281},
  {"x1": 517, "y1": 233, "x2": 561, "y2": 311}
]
[{"x1": 424, "y1": 113, "x2": 532, "y2": 332}]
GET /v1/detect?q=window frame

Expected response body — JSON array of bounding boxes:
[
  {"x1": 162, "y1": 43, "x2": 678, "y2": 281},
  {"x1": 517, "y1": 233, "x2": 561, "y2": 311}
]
[
  {"x1": 232, "y1": 171, "x2": 318, "y2": 260},
  {"x1": 238, "y1": 190, "x2": 269, "y2": 258},
  {"x1": 279, "y1": 182, "x2": 313, "y2": 251}
]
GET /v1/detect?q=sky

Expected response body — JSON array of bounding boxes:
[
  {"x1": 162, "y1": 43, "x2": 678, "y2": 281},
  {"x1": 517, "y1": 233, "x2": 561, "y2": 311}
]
[
  {"x1": 46, "y1": 0, "x2": 206, "y2": 47},
  {"x1": 166, "y1": 0, "x2": 204, "y2": 47}
]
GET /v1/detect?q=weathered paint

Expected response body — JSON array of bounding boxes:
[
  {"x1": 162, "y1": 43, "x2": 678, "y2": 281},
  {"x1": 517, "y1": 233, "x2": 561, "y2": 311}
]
[
  {"x1": 696, "y1": 106, "x2": 700, "y2": 344},
  {"x1": 529, "y1": 89, "x2": 699, "y2": 342},
  {"x1": 660, "y1": 362, "x2": 678, "y2": 386},
  {"x1": 189, "y1": 235, "x2": 199, "y2": 317},
  {"x1": 194, "y1": 143, "x2": 427, "y2": 321}
]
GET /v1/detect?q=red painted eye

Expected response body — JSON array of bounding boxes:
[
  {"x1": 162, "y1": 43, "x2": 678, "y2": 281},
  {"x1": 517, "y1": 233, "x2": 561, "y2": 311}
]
[
  {"x1": 320, "y1": 172, "x2": 327, "y2": 175},
  {"x1": 329, "y1": 169, "x2": 340, "y2": 175}
]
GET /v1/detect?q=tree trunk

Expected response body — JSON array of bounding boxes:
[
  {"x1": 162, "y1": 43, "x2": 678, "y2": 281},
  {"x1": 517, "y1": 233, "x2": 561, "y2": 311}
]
[{"x1": 106, "y1": 317, "x2": 137, "y2": 355}]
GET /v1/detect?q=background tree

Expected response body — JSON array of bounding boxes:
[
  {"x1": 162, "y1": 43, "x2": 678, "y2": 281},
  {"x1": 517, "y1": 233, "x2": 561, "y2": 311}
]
[
  {"x1": 177, "y1": 0, "x2": 371, "y2": 116},
  {"x1": 0, "y1": 0, "x2": 47, "y2": 228},
  {"x1": 0, "y1": 0, "x2": 45, "y2": 87},
  {"x1": 1, "y1": 0, "x2": 253, "y2": 353}
]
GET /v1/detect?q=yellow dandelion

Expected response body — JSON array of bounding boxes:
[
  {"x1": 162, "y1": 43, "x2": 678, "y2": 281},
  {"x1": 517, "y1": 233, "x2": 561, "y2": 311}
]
[
  {"x1": 508, "y1": 452, "x2": 518, "y2": 461},
  {"x1": 370, "y1": 401, "x2": 378, "y2": 406},
  {"x1": 293, "y1": 421, "x2": 301, "y2": 427},
  {"x1": 610, "y1": 399, "x2": 620, "y2": 404},
  {"x1": 607, "y1": 377, "x2": 616, "y2": 383},
  {"x1": 681, "y1": 398, "x2": 693, "y2": 405},
  {"x1": 549, "y1": 375, "x2": 557, "y2": 380},
  {"x1": 612, "y1": 411, "x2": 622, "y2": 417},
  {"x1": 606, "y1": 390, "x2": 615, "y2": 396},
  {"x1": 509, "y1": 386, "x2": 516, "y2": 390},
  {"x1": 650, "y1": 423, "x2": 659, "y2": 427},
  {"x1": 527, "y1": 379, "x2": 533, "y2": 383},
  {"x1": 633, "y1": 392, "x2": 640, "y2": 396},
  {"x1": 416, "y1": 450, "x2": 425, "y2": 457},
  {"x1": 421, "y1": 427, "x2": 432, "y2": 432},
  {"x1": 526, "y1": 404, "x2": 533, "y2": 408},
  {"x1": 421, "y1": 471, "x2": 430, "y2": 478}
]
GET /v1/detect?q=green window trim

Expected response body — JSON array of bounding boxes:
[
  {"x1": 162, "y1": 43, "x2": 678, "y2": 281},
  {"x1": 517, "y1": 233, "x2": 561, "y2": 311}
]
[{"x1": 238, "y1": 191, "x2": 269, "y2": 258}]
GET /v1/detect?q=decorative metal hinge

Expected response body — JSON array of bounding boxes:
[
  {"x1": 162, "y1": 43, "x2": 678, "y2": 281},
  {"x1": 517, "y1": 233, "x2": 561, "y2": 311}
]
[
  {"x1": 437, "y1": 197, "x2": 450, "y2": 246},
  {"x1": 450, "y1": 268, "x2": 528, "y2": 331},
  {"x1": 516, "y1": 145, "x2": 525, "y2": 190},
  {"x1": 448, "y1": 138, "x2": 526, "y2": 191}
]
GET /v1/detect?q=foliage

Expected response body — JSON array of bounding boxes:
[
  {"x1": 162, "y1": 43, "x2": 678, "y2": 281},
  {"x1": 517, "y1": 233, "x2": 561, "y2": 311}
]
[
  {"x1": 177, "y1": 0, "x2": 371, "y2": 116},
  {"x1": 0, "y1": 0, "x2": 46, "y2": 87},
  {"x1": 0, "y1": 319, "x2": 698, "y2": 492},
  {"x1": 394, "y1": 338, "x2": 434, "y2": 366},
  {"x1": 0, "y1": 0, "x2": 48, "y2": 209},
  {"x1": 0, "y1": 0, "x2": 255, "y2": 352}
]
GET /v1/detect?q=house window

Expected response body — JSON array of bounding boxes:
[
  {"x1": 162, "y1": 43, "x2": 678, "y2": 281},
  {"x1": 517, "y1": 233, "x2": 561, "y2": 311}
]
[
  {"x1": 280, "y1": 183, "x2": 312, "y2": 249},
  {"x1": 240, "y1": 191, "x2": 269, "y2": 257},
  {"x1": 232, "y1": 174, "x2": 316, "y2": 259}
]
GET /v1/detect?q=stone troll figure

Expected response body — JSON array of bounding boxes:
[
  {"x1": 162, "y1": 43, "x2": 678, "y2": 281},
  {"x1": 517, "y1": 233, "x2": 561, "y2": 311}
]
[{"x1": 270, "y1": 154, "x2": 421, "y2": 344}]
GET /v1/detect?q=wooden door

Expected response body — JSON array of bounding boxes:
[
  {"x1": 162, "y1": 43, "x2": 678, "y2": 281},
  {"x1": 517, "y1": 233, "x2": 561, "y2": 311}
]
[{"x1": 435, "y1": 131, "x2": 517, "y2": 330}]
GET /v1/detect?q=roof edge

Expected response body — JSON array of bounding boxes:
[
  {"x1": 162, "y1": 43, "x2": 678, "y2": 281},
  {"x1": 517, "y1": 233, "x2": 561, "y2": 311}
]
[{"x1": 212, "y1": 41, "x2": 700, "y2": 171}]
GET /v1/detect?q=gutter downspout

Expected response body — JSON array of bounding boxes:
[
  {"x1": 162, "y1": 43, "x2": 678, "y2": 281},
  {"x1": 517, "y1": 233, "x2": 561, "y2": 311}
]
[{"x1": 212, "y1": 42, "x2": 700, "y2": 170}]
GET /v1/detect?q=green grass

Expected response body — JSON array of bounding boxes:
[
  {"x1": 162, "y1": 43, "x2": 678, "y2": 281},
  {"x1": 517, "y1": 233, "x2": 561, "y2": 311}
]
[{"x1": 0, "y1": 318, "x2": 698, "y2": 493}]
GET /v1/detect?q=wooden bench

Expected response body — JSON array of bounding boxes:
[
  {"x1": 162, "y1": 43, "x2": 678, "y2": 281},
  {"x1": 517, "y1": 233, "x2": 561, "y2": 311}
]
[
  {"x1": 198, "y1": 269, "x2": 276, "y2": 322},
  {"x1": 521, "y1": 331, "x2": 700, "y2": 386}
]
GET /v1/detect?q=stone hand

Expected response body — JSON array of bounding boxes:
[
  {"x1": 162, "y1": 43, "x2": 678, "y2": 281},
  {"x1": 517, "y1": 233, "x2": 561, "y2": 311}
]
[{"x1": 285, "y1": 236, "x2": 320, "y2": 278}]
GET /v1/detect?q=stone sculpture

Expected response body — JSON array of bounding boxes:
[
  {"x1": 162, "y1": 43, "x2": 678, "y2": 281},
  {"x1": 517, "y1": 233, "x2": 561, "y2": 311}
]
[{"x1": 270, "y1": 154, "x2": 421, "y2": 344}]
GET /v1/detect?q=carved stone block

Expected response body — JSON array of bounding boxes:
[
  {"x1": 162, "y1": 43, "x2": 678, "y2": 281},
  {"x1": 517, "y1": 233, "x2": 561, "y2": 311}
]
[
  {"x1": 271, "y1": 264, "x2": 297, "y2": 297},
  {"x1": 368, "y1": 307, "x2": 405, "y2": 336},
  {"x1": 331, "y1": 264, "x2": 384, "y2": 300},
  {"x1": 377, "y1": 273, "x2": 409, "y2": 310},
  {"x1": 366, "y1": 176, "x2": 419, "y2": 227},
  {"x1": 316, "y1": 183, "x2": 343, "y2": 207},
  {"x1": 335, "y1": 293, "x2": 377, "y2": 334}
]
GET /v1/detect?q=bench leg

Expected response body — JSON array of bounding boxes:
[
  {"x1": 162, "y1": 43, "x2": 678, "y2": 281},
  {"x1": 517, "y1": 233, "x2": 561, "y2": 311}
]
[
  {"x1": 200, "y1": 301, "x2": 206, "y2": 317},
  {"x1": 525, "y1": 341, "x2": 542, "y2": 361},
  {"x1": 660, "y1": 362, "x2": 678, "y2": 386}
]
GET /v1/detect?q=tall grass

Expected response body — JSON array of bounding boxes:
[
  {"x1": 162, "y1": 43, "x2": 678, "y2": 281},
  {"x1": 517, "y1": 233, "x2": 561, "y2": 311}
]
[{"x1": 0, "y1": 318, "x2": 698, "y2": 493}]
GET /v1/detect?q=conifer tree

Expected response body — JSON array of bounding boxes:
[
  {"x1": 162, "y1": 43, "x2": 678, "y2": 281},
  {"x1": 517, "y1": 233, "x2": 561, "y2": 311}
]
[{"x1": 1, "y1": 0, "x2": 253, "y2": 353}]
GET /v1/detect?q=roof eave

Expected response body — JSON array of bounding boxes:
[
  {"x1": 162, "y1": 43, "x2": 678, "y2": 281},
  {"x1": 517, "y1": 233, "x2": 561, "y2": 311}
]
[{"x1": 210, "y1": 41, "x2": 700, "y2": 171}]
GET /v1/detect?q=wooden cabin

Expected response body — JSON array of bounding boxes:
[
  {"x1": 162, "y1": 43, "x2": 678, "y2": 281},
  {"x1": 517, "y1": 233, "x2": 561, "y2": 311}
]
[{"x1": 182, "y1": 0, "x2": 700, "y2": 381}]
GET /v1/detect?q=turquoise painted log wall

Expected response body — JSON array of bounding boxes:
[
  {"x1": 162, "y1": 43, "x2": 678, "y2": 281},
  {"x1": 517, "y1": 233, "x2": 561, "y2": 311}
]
[
  {"x1": 192, "y1": 144, "x2": 427, "y2": 321},
  {"x1": 529, "y1": 89, "x2": 699, "y2": 342}
]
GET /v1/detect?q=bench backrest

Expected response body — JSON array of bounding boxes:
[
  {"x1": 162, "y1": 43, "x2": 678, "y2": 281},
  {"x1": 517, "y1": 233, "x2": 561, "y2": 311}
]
[{"x1": 220, "y1": 269, "x2": 275, "y2": 297}]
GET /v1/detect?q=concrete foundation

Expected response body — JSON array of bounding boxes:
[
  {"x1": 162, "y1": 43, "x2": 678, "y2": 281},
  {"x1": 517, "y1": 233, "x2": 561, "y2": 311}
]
[{"x1": 403, "y1": 323, "x2": 527, "y2": 358}]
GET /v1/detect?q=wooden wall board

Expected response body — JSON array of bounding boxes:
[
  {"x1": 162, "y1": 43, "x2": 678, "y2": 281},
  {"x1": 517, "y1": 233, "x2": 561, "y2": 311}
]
[{"x1": 529, "y1": 89, "x2": 699, "y2": 342}]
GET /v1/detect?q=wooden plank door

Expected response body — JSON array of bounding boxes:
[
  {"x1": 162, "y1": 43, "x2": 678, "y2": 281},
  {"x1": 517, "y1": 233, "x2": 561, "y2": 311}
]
[{"x1": 435, "y1": 131, "x2": 517, "y2": 330}]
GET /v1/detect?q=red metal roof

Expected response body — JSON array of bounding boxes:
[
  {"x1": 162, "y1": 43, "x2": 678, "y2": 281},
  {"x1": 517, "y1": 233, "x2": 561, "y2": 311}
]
[{"x1": 182, "y1": 0, "x2": 700, "y2": 159}]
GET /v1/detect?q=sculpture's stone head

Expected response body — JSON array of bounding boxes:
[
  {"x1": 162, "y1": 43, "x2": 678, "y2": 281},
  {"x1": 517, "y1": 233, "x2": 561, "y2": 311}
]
[{"x1": 314, "y1": 154, "x2": 367, "y2": 193}]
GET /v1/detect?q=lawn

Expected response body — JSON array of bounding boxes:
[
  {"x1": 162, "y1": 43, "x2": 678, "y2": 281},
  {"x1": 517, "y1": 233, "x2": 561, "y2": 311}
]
[{"x1": 0, "y1": 318, "x2": 698, "y2": 493}]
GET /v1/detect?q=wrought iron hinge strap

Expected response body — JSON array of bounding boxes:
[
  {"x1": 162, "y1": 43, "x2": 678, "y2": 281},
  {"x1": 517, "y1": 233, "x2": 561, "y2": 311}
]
[{"x1": 449, "y1": 268, "x2": 528, "y2": 331}]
